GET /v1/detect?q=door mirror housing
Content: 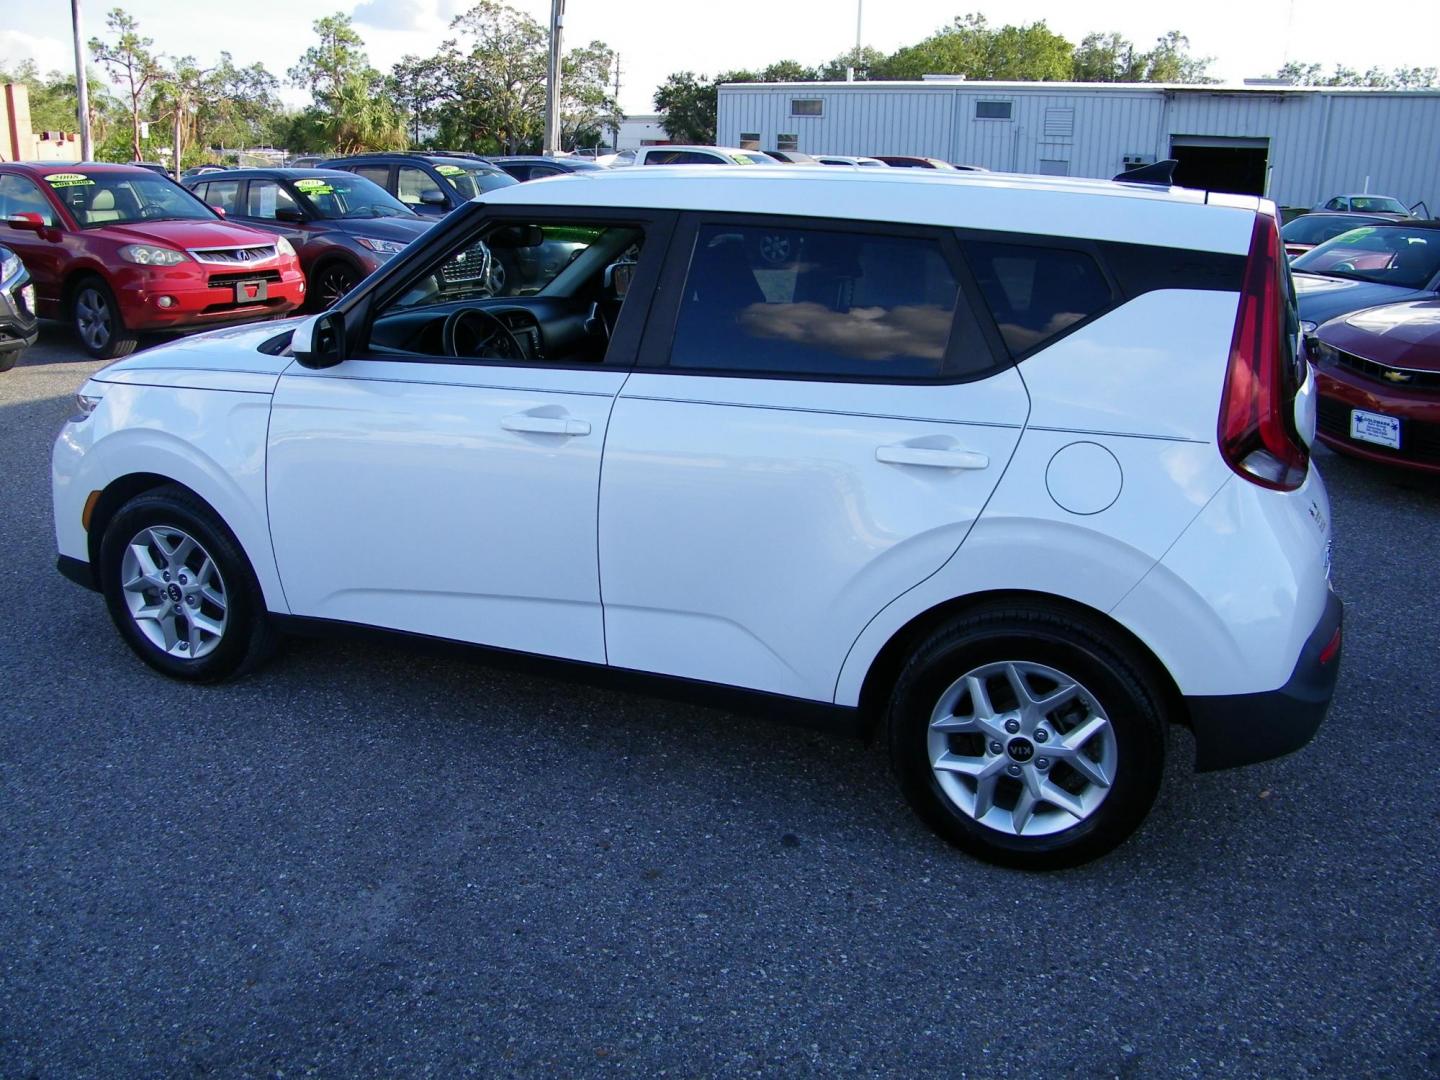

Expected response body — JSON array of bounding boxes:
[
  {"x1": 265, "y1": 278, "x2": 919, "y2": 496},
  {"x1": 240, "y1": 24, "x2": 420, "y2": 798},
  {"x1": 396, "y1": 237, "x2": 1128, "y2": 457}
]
[
  {"x1": 604, "y1": 260, "x2": 636, "y2": 299},
  {"x1": 275, "y1": 207, "x2": 305, "y2": 223},
  {"x1": 209, "y1": 205, "x2": 227, "y2": 218},
  {"x1": 419, "y1": 189, "x2": 448, "y2": 206},
  {"x1": 292, "y1": 310, "x2": 347, "y2": 369},
  {"x1": 6, "y1": 212, "x2": 45, "y2": 233}
]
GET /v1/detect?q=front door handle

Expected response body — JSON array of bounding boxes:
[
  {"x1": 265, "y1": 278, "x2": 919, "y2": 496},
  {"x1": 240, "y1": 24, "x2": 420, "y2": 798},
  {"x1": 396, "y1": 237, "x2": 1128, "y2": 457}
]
[
  {"x1": 501, "y1": 413, "x2": 591, "y2": 437},
  {"x1": 876, "y1": 444, "x2": 989, "y2": 469}
]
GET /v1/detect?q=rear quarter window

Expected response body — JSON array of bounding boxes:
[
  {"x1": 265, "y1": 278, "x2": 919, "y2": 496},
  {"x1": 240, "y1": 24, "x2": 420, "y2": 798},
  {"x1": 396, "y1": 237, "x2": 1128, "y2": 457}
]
[{"x1": 963, "y1": 241, "x2": 1113, "y2": 356}]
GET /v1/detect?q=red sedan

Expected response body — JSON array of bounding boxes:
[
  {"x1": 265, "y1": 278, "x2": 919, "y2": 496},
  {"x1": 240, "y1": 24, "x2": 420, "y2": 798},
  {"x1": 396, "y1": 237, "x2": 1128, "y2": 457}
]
[
  {"x1": 1311, "y1": 299, "x2": 1440, "y2": 474},
  {"x1": 0, "y1": 162, "x2": 305, "y2": 358}
]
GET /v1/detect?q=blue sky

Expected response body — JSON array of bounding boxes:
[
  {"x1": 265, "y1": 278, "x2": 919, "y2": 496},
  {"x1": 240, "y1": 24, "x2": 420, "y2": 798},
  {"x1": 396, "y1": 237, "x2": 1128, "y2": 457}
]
[{"x1": 5, "y1": 0, "x2": 1438, "y2": 114}]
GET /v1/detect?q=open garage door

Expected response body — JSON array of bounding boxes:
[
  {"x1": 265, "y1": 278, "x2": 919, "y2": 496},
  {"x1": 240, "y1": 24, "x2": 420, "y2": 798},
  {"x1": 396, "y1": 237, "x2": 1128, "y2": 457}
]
[{"x1": 1170, "y1": 135, "x2": 1269, "y2": 197}]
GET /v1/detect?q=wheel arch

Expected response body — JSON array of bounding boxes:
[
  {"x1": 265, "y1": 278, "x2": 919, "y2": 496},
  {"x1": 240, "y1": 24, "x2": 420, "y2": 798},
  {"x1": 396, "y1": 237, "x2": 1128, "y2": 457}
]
[
  {"x1": 855, "y1": 589, "x2": 1187, "y2": 740},
  {"x1": 62, "y1": 265, "x2": 114, "y2": 315}
]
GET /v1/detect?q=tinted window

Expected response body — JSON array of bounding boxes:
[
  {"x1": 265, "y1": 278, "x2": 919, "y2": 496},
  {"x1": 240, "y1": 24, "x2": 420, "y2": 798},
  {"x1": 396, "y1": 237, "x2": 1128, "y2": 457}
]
[
  {"x1": 646, "y1": 150, "x2": 721, "y2": 165},
  {"x1": 245, "y1": 179, "x2": 300, "y2": 220},
  {"x1": 670, "y1": 223, "x2": 964, "y2": 378},
  {"x1": 0, "y1": 175, "x2": 58, "y2": 225},
  {"x1": 976, "y1": 101, "x2": 1013, "y2": 120},
  {"x1": 200, "y1": 179, "x2": 240, "y2": 213},
  {"x1": 353, "y1": 165, "x2": 391, "y2": 190},
  {"x1": 1292, "y1": 227, "x2": 1440, "y2": 289},
  {"x1": 1350, "y1": 196, "x2": 1406, "y2": 215},
  {"x1": 964, "y1": 241, "x2": 1112, "y2": 355},
  {"x1": 398, "y1": 166, "x2": 445, "y2": 207},
  {"x1": 1283, "y1": 215, "x2": 1379, "y2": 246}
]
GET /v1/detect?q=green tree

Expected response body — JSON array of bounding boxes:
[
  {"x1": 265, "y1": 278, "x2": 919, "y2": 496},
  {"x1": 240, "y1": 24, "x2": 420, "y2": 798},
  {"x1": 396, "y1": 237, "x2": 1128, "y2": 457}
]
[
  {"x1": 814, "y1": 46, "x2": 889, "y2": 82},
  {"x1": 288, "y1": 12, "x2": 404, "y2": 153},
  {"x1": 883, "y1": 14, "x2": 1073, "y2": 82},
  {"x1": 654, "y1": 69, "x2": 758, "y2": 144},
  {"x1": 561, "y1": 41, "x2": 621, "y2": 151},
  {"x1": 1074, "y1": 30, "x2": 1214, "y2": 83},
  {"x1": 1276, "y1": 61, "x2": 1436, "y2": 88},
  {"x1": 757, "y1": 60, "x2": 815, "y2": 83},
  {"x1": 89, "y1": 7, "x2": 163, "y2": 161},
  {"x1": 430, "y1": 1, "x2": 549, "y2": 153}
]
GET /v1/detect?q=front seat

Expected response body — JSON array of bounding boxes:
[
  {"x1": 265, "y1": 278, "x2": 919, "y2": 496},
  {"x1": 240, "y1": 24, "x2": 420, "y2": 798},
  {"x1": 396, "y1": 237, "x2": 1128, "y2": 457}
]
[{"x1": 85, "y1": 190, "x2": 122, "y2": 225}]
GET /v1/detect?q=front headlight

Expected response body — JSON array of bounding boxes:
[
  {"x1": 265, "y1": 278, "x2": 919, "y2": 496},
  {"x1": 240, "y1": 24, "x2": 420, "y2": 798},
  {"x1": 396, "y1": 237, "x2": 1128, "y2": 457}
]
[
  {"x1": 119, "y1": 244, "x2": 187, "y2": 266},
  {"x1": 0, "y1": 249, "x2": 20, "y2": 282},
  {"x1": 356, "y1": 236, "x2": 408, "y2": 255},
  {"x1": 1310, "y1": 338, "x2": 1340, "y2": 365},
  {"x1": 275, "y1": 236, "x2": 296, "y2": 257}
]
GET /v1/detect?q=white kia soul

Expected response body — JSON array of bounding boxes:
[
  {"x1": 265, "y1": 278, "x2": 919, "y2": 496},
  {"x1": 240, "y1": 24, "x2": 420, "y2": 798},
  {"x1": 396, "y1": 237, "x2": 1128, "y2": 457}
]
[{"x1": 53, "y1": 166, "x2": 1342, "y2": 868}]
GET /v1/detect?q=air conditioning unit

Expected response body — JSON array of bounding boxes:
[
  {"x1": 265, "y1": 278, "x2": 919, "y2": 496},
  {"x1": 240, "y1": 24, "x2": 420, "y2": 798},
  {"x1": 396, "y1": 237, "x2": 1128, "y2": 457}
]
[{"x1": 1122, "y1": 154, "x2": 1152, "y2": 170}]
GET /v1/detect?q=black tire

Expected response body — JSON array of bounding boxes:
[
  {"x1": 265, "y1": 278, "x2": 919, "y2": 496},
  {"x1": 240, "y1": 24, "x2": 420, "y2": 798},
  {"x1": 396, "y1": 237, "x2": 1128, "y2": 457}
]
[
  {"x1": 309, "y1": 261, "x2": 360, "y2": 311},
  {"x1": 98, "y1": 485, "x2": 277, "y2": 683},
  {"x1": 887, "y1": 602, "x2": 1166, "y2": 870},
  {"x1": 70, "y1": 276, "x2": 139, "y2": 359}
]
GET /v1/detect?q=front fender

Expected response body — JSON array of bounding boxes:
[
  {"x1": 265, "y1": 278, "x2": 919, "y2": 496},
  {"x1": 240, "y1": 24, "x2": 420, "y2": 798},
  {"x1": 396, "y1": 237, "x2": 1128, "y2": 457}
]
[{"x1": 52, "y1": 381, "x2": 288, "y2": 612}]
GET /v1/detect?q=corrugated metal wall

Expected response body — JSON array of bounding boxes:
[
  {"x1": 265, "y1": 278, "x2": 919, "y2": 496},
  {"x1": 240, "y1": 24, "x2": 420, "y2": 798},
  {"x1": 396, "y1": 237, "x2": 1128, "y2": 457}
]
[{"x1": 717, "y1": 83, "x2": 1440, "y2": 212}]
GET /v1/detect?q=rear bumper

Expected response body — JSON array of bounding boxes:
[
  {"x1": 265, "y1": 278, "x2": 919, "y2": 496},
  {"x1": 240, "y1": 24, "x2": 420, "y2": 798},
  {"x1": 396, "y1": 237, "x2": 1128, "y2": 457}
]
[{"x1": 1185, "y1": 588, "x2": 1343, "y2": 771}]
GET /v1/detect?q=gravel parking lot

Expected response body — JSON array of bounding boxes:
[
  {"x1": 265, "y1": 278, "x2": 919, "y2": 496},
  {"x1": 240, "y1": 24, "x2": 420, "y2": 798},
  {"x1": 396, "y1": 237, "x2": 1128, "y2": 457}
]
[{"x1": 2, "y1": 328, "x2": 1437, "y2": 1078}]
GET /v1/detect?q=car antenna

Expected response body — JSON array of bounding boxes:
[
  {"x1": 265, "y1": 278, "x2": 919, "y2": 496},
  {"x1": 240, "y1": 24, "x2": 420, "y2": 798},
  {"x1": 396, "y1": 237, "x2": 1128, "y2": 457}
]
[{"x1": 1113, "y1": 159, "x2": 1179, "y2": 186}]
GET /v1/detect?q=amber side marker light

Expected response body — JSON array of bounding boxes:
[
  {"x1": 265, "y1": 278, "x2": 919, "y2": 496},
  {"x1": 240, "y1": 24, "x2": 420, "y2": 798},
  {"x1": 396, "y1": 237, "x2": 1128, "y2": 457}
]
[{"x1": 81, "y1": 490, "x2": 102, "y2": 532}]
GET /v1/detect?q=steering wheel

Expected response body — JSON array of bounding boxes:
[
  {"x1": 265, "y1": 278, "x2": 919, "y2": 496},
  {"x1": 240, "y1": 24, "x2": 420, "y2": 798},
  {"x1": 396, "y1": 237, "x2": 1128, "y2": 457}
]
[
  {"x1": 138, "y1": 203, "x2": 168, "y2": 219},
  {"x1": 442, "y1": 308, "x2": 526, "y2": 360}
]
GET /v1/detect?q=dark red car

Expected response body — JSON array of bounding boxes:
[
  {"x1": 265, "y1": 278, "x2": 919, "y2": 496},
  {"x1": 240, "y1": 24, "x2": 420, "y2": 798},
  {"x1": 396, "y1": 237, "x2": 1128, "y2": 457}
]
[
  {"x1": 1311, "y1": 299, "x2": 1440, "y2": 474},
  {"x1": 0, "y1": 162, "x2": 305, "y2": 358}
]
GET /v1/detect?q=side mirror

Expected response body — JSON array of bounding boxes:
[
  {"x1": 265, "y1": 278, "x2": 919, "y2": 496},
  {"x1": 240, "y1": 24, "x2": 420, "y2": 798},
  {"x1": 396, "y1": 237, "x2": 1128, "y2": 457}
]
[
  {"x1": 6, "y1": 212, "x2": 45, "y2": 233},
  {"x1": 209, "y1": 205, "x2": 226, "y2": 217},
  {"x1": 292, "y1": 310, "x2": 347, "y2": 369},
  {"x1": 275, "y1": 207, "x2": 305, "y2": 223},
  {"x1": 604, "y1": 260, "x2": 636, "y2": 299},
  {"x1": 420, "y1": 189, "x2": 448, "y2": 206}
]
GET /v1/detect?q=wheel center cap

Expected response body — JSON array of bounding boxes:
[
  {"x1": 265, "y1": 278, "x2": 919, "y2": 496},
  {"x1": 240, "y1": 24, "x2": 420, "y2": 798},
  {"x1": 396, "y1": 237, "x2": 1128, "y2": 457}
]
[
  {"x1": 1007, "y1": 737, "x2": 1034, "y2": 763},
  {"x1": 166, "y1": 583, "x2": 183, "y2": 603}
]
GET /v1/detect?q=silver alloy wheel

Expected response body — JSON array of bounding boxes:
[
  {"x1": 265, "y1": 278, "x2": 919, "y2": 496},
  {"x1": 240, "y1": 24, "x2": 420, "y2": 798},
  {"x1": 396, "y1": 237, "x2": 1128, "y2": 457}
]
[
  {"x1": 927, "y1": 660, "x2": 1118, "y2": 837},
  {"x1": 119, "y1": 525, "x2": 228, "y2": 660},
  {"x1": 74, "y1": 287, "x2": 112, "y2": 351}
]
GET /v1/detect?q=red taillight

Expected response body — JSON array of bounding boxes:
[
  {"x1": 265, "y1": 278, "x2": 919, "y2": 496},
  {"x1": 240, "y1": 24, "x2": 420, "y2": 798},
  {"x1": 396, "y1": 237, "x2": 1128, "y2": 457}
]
[
  {"x1": 1319, "y1": 626, "x2": 1342, "y2": 666},
  {"x1": 1218, "y1": 212, "x2": 1309, "y2": 491}
]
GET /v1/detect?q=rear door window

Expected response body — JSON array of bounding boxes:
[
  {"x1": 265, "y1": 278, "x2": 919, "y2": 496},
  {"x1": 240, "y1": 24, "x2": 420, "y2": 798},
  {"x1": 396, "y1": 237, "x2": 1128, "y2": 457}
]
[
  {"x1": 353, "y1": 165, "x2": 391, "y2": 191},
  {"x1": 201, "y1": 179, "x2": 241, "y2": 214},
  {"x1": 667, "y1": 221, "x2": 977, "y2": 378},
  {"x1": 962, "y1": 240, "x2": 1113, "y2": 356}
]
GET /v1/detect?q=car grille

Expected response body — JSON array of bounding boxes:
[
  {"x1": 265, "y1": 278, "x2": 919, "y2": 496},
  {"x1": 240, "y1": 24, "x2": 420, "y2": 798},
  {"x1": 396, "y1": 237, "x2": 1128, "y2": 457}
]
[
  {"x1": 1317, "y1": 395, "x2": 1440, "y2": 464},
  {"x1": 1332, "y1": 348, "x2": 1440, "y2": 391},
  {"x1": 207, "y1": 270, "x2": 283, "y2": 288},
  {"x1": 189, "y1": 245, "x2": 279, "y2": 266},
  {"x1": 442, "y1": 247, "x2": 489, "y2": 283}
]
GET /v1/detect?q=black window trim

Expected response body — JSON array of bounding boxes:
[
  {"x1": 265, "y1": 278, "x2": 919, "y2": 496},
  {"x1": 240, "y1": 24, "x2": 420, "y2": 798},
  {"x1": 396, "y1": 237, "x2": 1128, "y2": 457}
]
[
  {"x1": 344, "y1": 203, "x2": 679, "y2": 374},
  {"x1": 634, "y1": 210, "x2": 1010, "y2": 386}
]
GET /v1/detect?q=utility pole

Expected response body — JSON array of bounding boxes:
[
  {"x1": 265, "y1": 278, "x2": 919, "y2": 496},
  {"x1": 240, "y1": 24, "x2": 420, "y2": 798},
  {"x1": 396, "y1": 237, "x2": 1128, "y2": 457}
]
[
  {"x1": 610, "y1": 52, "x2": 622, "y2": 152},
  {"x1": 543, "y1": 0, "x2": 565, "y2": 156},
  {"x1": 71, "y1": 0, "x2": 94, "y2": 159}
]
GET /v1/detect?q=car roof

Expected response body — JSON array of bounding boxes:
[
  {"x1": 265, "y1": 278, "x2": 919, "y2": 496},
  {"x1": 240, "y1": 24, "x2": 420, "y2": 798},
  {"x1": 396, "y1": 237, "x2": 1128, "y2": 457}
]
[
  {"x1": 325, "y1": 152, "x2": 499, "y2": 167},
  {"x1": 477, "y1": 165, "x2": 1263, "y2": 254},
  {"x1": 186, "y1": 167, "x2": 356, "y2": 182},
  {"x1": 5, "y1": 161, "x2": 168, "y2": 175}
]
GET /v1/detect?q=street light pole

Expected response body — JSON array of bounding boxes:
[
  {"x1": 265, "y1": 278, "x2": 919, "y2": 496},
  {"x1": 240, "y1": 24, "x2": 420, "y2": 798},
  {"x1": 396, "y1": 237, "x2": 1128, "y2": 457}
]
[
  {"x1": 543, "y1": 0, "x2": 565, "y2": 156},
  {"x1": 71, "y1": 0, "x2": 94, "y2": 159}
]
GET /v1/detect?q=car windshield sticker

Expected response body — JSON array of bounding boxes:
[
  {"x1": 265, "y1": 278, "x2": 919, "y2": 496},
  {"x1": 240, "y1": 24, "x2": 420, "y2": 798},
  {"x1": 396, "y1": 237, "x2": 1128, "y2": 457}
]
[
  {"x1": 294, "y1": 178, "x2": 335, "y2": 195},
  {"x1": 44, "y1": 172, "x2": 94, "y2": 188},
  {"x1": 731, "y1": 155, "x2": 756, "y2": 165},
  {"x1": 435, "y1": 164, "x2": 466, "y2": 176}
]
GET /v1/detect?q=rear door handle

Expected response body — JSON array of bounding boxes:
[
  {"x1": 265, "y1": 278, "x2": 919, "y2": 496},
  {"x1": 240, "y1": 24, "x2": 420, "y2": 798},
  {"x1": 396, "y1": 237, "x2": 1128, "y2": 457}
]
[
  {"x1": 876, "y1": 445, "x2": 989, "y2": 469},
  {"x1": 501, "y1": 413, "x2": 592, "y2": 437}
]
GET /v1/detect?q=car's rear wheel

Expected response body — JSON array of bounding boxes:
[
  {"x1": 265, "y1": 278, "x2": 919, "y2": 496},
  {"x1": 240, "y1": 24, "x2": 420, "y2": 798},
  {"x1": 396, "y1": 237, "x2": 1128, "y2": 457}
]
[
  {"x1": 71, "y1": 277, "x2": 139, "y2": 359},
  {"x1": 888, "y1": 603, "x2": 1165, "y2": 869},
  {"x1": 310, "y1": 262, "x2": 360, "y2": 310},
  {"x1": 99, "y1": 485, "x2": 277, "y2": 682}
]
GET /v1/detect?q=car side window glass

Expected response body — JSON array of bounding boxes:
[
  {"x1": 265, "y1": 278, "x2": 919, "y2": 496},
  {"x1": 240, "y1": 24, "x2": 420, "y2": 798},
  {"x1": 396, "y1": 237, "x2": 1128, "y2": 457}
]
[
  {"x1": 203, "y1": 179, "x2": 241, "y2": 214},
  {"x1": 962, "y1": 240, "x2": 1112, "y2": 356},
  {"x1": 668, "y1": 223, "x2": 964, "y2": 378},
  {"x1": 354, "y1": 165, "x2": 390, "y2": 190},
  {"x1": 245, "y1": 180, "x2": 299, "y2": 220},
  {"x1": 1325, "y1": 198, "x2": 1345, "y2": 211},
  {"x1": 0, "y1": 175, "x2": 58, "y2": 226},
  {"x1": 368, "y1": 220, "x2": 645, "y2": 366},
  {"x1": 397, "y1": 166, "x2": 443, "y2": 207}
]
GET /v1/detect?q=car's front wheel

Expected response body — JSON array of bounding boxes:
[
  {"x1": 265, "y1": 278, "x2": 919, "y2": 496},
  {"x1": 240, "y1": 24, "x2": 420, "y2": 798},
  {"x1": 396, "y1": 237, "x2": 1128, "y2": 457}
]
[
  {"x1": 98, "y1": 485, "x2": 276, "y2": 682},
  {"x1": 888, "y1": 603, "x2": 1165, "y2": 869},
  {"x1": 71, "y1": 277, "x2": 139, "y2": 359},
  {"x1": 310, "y1": 261, "x2": 360, "y2": 310}
]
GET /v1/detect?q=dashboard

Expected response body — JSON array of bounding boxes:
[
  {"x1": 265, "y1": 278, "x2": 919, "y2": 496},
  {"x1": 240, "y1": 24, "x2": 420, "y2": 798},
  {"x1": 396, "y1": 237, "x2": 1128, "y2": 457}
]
[{"x1": 369, "y1": 297, "x2": 592, "y2": 362}]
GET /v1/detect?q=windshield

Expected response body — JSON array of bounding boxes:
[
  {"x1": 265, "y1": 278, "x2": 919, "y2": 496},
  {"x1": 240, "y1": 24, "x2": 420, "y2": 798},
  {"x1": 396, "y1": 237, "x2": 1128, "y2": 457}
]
[
  {"x1": 1292, "y1": 227, "x2": 1440, "y2": 289},
  {"x1": 1349, "y1": 196, "x2": 1407, "y2": 215},
  {"x1": 1283, "y1": 215, "x2": 1383, "y2": 246},
  {"x1": 291, "y1": 174, "x2": 417, "y2": 220},
  {"x1": 432, "y1": 163, "x2": 516, "y2": 200},
  {"x1": 43, "y1": 170, "x2": 214, "y2": 228}
]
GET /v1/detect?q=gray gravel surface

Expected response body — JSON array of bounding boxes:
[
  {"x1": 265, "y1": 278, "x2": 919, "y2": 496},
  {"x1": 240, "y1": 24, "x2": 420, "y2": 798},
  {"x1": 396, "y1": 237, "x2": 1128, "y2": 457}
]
[{"x1": 2, "y1": 327, "x2": 1438, "y2": 1078}]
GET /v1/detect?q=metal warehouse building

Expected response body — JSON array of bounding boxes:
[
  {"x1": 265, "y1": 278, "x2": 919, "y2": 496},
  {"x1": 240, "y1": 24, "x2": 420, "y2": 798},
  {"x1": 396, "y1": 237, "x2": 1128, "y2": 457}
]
[{"x1": 717, "y1": 80, "x2": 1440, "y2": 212}]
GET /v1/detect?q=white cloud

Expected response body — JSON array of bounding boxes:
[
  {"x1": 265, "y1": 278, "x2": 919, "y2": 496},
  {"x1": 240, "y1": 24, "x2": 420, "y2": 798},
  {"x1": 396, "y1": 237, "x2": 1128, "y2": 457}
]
[
  {"x1": 0, "y1": 30, "x2": 73, "y2": 76},
  {"x1": 352, "y1": 0, "x2": 458, "y2": 34}
]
